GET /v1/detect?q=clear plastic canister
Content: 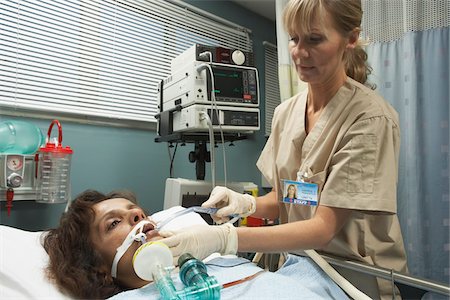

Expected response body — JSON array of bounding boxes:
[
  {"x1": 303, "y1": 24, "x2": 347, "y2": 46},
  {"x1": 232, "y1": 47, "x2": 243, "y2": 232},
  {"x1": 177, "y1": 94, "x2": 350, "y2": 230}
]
[{"x1": 36, "y1": 120, "x2": 73, "y2": 204}]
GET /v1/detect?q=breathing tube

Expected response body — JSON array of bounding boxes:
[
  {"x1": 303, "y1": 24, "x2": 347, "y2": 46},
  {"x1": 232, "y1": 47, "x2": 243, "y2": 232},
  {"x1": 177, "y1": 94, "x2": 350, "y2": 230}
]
[
  {"x1": 133, "y1": 242, "x2": 221, "y2": 300},
  {"x1": 155, "y1": 206, "x2": 239, "y2": 231},
  {"x1": 111, "y1": 219, "x2": 153, "y2": 278}
]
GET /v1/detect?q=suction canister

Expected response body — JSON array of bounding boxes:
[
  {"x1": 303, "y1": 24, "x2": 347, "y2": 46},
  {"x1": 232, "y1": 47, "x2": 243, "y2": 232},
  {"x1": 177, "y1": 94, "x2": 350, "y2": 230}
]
[{"x1": 36, "y1": 120, "x2": 73, "y2": 204}]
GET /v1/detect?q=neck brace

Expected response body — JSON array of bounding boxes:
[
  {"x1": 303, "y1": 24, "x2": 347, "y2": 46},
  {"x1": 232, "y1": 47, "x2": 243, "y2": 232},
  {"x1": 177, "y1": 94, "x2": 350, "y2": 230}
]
[{"x1": 111, "y1": 219, "x2": 152, "y2": 278}]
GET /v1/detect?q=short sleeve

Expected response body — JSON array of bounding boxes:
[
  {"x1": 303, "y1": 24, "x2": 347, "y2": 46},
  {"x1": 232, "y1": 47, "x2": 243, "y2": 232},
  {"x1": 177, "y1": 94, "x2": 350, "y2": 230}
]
[
  {"x1": 257, "y1": 128, "x2": 276, "y2": 188},
  {"x1": 257, "y1": 102, "x2": 283, "y2": 189},
  {"x1": 320, "y1": 115, "x2": 400, "y2": 213}
]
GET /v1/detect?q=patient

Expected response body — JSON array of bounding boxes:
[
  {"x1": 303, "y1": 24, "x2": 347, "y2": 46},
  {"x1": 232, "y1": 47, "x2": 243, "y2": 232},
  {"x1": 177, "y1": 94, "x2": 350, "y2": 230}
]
[
  {"x1": 43, "y1": 189, "x2": 348, "y2": 300},
  {"x1": 43, "y1": 189, "x2": 160, "y2": 299}
]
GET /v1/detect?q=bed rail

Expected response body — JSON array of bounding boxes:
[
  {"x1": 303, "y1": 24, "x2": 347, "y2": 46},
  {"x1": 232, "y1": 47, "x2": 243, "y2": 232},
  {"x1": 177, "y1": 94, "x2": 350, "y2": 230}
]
[{"x1": 321, "y1": 254, "x2": 450, "y2": 297}]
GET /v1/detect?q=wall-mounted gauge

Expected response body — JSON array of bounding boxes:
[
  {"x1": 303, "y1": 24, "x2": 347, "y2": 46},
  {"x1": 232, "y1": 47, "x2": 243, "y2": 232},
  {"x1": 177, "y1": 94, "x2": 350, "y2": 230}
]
[{"x1": 6, "y1": 155, "x2": 24, "y2": 172}]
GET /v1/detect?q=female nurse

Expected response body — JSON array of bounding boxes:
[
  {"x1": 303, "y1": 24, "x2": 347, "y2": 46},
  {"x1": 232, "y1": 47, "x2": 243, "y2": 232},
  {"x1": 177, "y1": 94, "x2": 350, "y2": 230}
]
[{"x1": 158, "y1": 0, "x2": 408, "y2": 299}]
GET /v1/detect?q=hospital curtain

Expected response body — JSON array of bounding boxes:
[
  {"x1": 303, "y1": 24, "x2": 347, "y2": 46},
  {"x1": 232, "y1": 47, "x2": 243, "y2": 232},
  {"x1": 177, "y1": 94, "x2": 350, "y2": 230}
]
[
  {"x1": 0, "y1": 0, "x2": 252, "y2": 125},
  {"x1": 361, "y1": 0, "x2": 449, "y2": 290}
]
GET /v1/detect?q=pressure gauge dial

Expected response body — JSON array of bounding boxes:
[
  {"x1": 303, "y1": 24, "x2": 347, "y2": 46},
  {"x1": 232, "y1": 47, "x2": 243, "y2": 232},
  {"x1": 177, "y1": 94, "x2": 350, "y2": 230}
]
[{"x1": 6, "y1": 155, "x2": 24, "y2": 171}]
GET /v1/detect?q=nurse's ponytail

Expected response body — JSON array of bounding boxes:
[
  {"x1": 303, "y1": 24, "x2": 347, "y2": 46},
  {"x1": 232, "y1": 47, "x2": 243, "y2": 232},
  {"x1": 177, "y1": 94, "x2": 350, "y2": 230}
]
[{"x1": 344, "y1": 41, "x2": 375, "y2": 89}]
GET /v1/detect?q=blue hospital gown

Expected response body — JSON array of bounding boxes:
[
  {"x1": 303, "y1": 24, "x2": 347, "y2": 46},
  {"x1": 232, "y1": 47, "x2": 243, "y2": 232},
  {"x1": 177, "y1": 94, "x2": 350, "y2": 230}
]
[{"x1": 109, "y1": 254, "x2": 349, "y2": 299}]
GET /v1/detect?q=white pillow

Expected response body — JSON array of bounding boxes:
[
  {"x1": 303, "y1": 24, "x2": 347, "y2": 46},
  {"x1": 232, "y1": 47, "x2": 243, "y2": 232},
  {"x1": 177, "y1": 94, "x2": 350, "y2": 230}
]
[
  {"x1": 0, "y1": 225, "x2": 70, "y2": 299},
  {"x1": 0, "y1": 206, "x2": 207, "y2": 299}
]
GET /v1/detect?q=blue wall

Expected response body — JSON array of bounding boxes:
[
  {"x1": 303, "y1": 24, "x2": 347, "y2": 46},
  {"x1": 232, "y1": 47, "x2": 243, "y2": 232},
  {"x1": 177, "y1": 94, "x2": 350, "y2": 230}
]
[{"x1": 0, "y1": 1, "x2": 276, "y2": 231}]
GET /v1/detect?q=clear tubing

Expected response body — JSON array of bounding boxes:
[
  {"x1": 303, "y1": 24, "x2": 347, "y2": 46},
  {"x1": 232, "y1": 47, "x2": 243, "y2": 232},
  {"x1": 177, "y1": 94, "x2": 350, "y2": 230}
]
[
  {"x1": 155, "y1": 206, "x2": 239, "y2": 231},
  {"x1": 153, "y1": 265, "x2": 179, "y2": 300},
  {"x1": 176, "y1": 253, "x2": 221, "y2": 300}
]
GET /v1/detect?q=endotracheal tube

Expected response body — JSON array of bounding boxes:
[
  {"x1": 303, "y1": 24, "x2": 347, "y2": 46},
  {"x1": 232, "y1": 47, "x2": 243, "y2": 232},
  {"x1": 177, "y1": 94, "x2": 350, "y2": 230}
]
[{"x1": 133, "y1": 242, "x2": 221, "y2": 300}]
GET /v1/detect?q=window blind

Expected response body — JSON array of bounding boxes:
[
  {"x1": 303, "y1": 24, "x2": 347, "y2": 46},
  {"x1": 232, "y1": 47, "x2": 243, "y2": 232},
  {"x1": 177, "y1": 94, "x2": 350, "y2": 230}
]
[
  {"x1": 0, "y1": 0, "x2": 252, "y2": 124},
  {"x1": 263, "y1": 41, "x2": 280, "y2": 136}
]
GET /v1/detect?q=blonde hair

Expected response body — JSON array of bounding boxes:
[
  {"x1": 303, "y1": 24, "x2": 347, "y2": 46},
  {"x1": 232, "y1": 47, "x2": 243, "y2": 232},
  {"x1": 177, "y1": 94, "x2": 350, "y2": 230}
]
[{"x1": 283, "y1": 0, "x2": 373, "y2": 87}]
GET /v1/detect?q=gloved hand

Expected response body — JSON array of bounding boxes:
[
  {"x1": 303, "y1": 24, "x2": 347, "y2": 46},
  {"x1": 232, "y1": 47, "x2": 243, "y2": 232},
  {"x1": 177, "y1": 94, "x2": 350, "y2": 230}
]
[
  {"x1": 158, "y1": 223, "x2": 238, "y2": 266},
  {"x1": 202, "y1": 186, "x2": 256, "y2": 224}
]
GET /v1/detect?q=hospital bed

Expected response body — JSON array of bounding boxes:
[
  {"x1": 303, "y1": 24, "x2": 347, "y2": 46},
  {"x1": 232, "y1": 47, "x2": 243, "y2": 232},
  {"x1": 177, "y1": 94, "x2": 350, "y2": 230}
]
[{"x1": 1, "y1": 207, "x2": 449, "y2": 300}]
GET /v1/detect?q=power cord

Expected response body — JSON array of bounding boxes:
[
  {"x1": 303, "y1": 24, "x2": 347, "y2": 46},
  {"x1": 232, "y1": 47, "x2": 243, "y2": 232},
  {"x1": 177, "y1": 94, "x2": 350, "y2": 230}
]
[{"x1": 168, "y1": 142, "x2": 178, "y2": 178}]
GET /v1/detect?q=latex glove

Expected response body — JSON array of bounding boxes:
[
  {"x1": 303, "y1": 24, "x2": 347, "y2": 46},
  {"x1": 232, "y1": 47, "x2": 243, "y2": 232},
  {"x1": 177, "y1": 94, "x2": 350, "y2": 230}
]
[
  {"x1": 202, "y1": 186, "x2": 256, "y2": 224},
  {"x1": 158, "y1": 223, "x2": 237, "y2": 266}
]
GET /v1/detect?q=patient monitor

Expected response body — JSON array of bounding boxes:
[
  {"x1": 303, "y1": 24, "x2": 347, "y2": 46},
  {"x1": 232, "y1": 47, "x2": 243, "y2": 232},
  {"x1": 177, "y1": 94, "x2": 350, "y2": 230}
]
[{"x1": 156, "y1": 44, "x2": 260, "y2": 136}]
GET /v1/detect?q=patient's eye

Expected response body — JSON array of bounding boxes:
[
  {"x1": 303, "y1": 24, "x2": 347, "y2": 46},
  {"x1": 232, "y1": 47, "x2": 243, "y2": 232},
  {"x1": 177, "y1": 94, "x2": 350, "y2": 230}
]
[{"x1": 108, "y1": 219, "x2": 121, "y2": 231}]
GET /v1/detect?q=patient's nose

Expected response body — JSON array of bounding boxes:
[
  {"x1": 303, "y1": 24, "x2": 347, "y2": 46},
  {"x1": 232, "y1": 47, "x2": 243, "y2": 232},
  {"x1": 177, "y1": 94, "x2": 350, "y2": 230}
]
[{"x1": 130, "y1": 209, "x2": 145, "y2": 224}]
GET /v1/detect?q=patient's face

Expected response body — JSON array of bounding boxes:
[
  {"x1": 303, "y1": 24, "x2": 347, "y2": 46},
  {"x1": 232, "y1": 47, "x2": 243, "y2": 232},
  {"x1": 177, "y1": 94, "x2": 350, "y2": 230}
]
[{"x1": 90, "y1": 198, "x2": 160, "y2": 288}]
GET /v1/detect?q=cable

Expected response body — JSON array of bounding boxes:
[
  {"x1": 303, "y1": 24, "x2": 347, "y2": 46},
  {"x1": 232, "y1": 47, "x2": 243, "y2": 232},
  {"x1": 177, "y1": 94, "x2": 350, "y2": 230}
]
[
  {"x1": 197, "y1": 63, "x2": 228, "y2": 187},
  {"x1": 199, "y1": 111, "x2": 215, "y2": 188},
  {"x1": 199, "y1": 51, "x2": 213, "y2": 63},
  {"x1": 168, "y1": 142, "x2": 178, "y2": 178}
]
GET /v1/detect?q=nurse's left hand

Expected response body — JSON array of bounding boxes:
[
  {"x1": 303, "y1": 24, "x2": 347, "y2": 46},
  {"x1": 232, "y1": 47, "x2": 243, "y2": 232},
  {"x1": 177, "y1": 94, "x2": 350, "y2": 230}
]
[{"x1": 158, "y1": 223, "x2": 238, "y2": 266}]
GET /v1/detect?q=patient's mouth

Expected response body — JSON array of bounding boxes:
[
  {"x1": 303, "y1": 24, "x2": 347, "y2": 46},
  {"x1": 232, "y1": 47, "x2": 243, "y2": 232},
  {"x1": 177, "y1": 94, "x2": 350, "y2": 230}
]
[{"x1": 143, "y1": 223, "x2": 159, "y2": 240}]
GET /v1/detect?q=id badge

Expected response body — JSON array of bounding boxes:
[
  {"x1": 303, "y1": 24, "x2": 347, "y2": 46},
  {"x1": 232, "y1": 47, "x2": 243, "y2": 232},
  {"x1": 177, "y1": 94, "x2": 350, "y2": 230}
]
[{"x1": 282, "y1": 179, "x2": 318, "y2": 206}]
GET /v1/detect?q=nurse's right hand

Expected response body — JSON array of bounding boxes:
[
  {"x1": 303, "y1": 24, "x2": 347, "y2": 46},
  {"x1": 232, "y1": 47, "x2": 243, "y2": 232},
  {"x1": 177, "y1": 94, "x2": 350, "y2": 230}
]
[{"x1": 202, "y1": 186, "x2": 256, "y2": 224}]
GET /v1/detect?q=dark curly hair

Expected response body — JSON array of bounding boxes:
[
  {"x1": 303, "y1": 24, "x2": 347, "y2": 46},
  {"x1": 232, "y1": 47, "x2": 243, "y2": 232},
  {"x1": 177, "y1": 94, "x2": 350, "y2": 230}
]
[{"x1": 43, "y1": 189, "x2": 138, "y2": 299}]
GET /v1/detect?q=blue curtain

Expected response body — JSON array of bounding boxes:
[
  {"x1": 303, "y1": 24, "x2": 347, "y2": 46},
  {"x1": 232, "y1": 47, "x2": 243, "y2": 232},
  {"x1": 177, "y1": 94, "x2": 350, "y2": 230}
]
[{"x1": 366, "y1": 26, "x2": 449, "y2": 287}]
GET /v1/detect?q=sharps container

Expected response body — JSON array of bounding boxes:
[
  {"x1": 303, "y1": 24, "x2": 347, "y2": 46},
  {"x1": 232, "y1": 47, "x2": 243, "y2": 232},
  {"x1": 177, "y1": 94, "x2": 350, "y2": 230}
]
[{"x1": 36, "y1": 120, "x2": 73, "y2": 204}]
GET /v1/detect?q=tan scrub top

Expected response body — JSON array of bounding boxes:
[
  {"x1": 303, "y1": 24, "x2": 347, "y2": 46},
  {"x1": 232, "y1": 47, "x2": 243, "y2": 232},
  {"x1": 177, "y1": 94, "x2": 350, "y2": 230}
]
[{"x1": 257, "y1": 78, "x2": 408, "y2": 299}]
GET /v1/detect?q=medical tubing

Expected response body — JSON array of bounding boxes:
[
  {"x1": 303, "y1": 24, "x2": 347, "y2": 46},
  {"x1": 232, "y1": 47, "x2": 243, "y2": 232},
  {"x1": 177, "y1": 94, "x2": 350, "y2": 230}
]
[
  {"x1": 199, "y1": 111, "x2": 216, "y2": 188},
  {"x1": 304, "y1": 249, "x2": 371, "y2": 300},
  {"x1": 155, "y1": 206, "x2": 213, "y2": 231},
  {"x1": 197, "y1": 63, "x2": 228, "y2": 186},
  {"x1": 176, "y1": 253, "x2": 221, "y2": 300},
  {"x1": 153, "y1": 265, "x2": 179, "y2": 300},
  {"x1": 221, "y1": 270, "x2": 265, "y2": 288},
  {"x1": 155, "y1": 206, "x2": 238, "y2": 231}
]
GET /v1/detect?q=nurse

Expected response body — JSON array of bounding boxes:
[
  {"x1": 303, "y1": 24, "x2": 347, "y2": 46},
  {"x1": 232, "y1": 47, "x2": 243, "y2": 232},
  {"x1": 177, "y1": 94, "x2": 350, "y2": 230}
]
[{"x1": 159, "y1": 0, "x2": 408, "y2": 299}]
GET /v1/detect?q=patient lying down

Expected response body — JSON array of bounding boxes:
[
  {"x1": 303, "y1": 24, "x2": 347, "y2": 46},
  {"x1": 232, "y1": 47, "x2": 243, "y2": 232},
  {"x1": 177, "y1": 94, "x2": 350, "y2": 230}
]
[{"x1": 43, "y1": 190, "x2": 348, "y2": 299}]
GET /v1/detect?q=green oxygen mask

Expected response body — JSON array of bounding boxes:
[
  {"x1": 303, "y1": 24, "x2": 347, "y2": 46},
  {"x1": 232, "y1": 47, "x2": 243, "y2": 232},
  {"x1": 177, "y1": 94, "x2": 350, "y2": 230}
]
[{"x1": 132, "y1": 242, "x2": 221, "y2": 300}]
